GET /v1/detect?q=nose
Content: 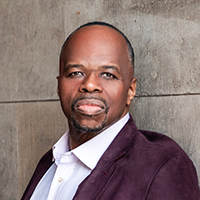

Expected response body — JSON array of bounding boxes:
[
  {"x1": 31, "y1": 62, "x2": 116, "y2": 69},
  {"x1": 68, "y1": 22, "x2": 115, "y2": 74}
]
[{"x1": 79, "y1": 73, "x2": 103, "y2": 93}]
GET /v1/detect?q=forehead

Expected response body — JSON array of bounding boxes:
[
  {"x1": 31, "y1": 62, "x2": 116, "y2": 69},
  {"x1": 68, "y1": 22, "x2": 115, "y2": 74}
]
[
  {"x1": 62, "y1": 25, "x2": 128, "y2": 58},
  {"x1": 59, "y1": 25, "x2": 133, "y2": 78},
  {"x1": 68, "y1": 25, "x2": 126, "y2": 45}
]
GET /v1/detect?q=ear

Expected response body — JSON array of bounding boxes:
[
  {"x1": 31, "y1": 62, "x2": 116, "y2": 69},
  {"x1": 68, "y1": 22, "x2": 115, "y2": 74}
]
[
  {"x1": 56, "y1": 76, "x2": 60, "y2": 97},
  {"x1": 57, "y1": 87, "x2": 60, "y2": 97},
  {"x1": 127, "y1": 78, "x2": 137, "y2": 106}
]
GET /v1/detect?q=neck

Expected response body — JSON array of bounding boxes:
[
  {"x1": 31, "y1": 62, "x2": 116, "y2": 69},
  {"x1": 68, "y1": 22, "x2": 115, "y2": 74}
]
[{"x1": 68, "y1": 124, "x2": 100, "y2": 150}]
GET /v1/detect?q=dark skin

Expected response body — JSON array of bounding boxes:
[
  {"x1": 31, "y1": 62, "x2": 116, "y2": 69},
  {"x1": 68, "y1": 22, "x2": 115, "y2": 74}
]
[{"x1": 57, "y1": 25, "x2": 137, "y2": 149}]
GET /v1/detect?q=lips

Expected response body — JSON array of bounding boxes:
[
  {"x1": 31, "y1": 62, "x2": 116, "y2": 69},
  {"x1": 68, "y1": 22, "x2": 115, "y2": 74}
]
[{"x1": 74, "y1": 99, "x2": 106, "y2": 115}]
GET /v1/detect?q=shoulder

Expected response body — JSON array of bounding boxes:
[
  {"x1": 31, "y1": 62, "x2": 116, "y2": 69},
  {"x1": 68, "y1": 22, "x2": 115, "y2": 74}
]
[
  {"x1": 120, "y1": 129, "x2": 199, "y2": 198},
  {"x1": 136, "y1": 129, "x2": 187, "y2": 159},
  {"x1": 130, "y1": 129, "x2": 194, "y2": 174},
  {"x1": 120, "y1": 127, "x2": 198, "y2": 181},
  {"x1": 115, "y1": 117, "x2": 191, "y2": 169},
  {"x1": 136, "y1": 131, "x2": 200, "y2": 199},
  {"x1": 123, "y1": 116, "x2": 186, "y2": 159}
]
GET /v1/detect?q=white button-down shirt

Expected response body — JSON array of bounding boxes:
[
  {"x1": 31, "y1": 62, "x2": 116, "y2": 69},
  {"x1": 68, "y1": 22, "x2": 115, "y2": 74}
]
[{"x1": 30, "y1": 113, "x2": 130, "y2": 200}]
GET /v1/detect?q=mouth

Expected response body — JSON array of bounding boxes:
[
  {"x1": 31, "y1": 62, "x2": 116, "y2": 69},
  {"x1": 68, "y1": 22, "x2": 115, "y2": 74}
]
[{"x1": 74, "y1": 99, "x2": 106, "y2": 116}]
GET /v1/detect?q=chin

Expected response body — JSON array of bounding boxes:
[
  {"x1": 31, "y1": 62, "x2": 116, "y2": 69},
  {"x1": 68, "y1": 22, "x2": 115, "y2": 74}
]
[{"x1": 72, "y1": 114, "x2": 107, "y2": 133}]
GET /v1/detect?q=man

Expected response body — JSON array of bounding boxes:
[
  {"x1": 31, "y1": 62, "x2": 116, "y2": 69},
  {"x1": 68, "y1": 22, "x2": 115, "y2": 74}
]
[{"x1": 21, "y1": 22, "x2": 200, "y2": 199}]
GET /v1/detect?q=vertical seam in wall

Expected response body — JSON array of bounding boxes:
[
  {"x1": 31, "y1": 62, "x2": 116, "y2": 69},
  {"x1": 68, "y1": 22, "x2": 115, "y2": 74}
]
[{"x1": 15, "y1": 103, "x2": 20, "y2": 199}]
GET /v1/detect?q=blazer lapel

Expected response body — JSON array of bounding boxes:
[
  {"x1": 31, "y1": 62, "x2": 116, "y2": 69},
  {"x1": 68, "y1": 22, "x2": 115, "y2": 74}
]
[
  {"x1": 21, "y1": 149, "x2": 54, "y2": 200},
  {"x1": 73, "y1": 157, "x2": 119, "y2": 200},
  {"x1": 73, "y1": 117, "x2": 139, "y2": 200}
]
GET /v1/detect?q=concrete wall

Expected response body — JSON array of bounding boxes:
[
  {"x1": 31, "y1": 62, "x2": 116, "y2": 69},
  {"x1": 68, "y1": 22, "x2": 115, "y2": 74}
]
[{"x1": 1, "y1": 0, "x2": 199, "y2": 199}]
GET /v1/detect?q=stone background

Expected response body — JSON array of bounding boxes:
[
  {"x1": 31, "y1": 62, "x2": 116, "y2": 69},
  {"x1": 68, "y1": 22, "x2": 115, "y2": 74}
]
[{"x1": 0, "y1": 0, "x2": 199, "y2": 199}]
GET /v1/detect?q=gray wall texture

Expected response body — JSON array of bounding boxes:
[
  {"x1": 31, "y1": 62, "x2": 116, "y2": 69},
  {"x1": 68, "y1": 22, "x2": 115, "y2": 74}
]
[{"x1": 1, "y1": 0, "x2": 200, "y2": 199}]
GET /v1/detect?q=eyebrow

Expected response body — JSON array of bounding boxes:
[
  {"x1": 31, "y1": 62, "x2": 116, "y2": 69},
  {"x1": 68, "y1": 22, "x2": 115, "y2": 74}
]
[
  {"x1": 64, "y1": 64, "x2": 84, "y2": 72},
  {"x1": 64, "y1": 64, "x2": 121, "y2": 75},
  {"x1": 101, "y1": 65, "x2": 121, "y2": 74}
]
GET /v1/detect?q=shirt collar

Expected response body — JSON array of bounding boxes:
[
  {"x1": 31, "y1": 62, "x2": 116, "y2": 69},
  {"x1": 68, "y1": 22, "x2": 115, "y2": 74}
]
[
  {"x1": 52, "y1": 132, "x2": 70, "y2": 165},
  {"x1": 52, "y1": 113, "x2": 130, "y2": 169}
]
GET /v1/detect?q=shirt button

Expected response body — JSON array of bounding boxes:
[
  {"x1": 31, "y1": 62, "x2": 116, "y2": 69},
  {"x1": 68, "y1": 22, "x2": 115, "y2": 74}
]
[{"x1": 58, "y1": 177, "x2": 63, "y2": 182}]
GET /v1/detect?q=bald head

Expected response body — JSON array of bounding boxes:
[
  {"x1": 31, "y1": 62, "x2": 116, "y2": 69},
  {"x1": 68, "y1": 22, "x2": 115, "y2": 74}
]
[
  {"x1": 57, "y1": 22, "x2": 137, "y2": 141},
  {"x1": 60, "y1": 22, "x2": 134, "y2": 74}
]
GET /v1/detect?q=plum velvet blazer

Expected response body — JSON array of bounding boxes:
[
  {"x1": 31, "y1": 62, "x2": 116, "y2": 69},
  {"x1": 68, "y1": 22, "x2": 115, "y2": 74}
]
[{"x1": 21, "y1": 117, "x2": 200, "y2": 200}]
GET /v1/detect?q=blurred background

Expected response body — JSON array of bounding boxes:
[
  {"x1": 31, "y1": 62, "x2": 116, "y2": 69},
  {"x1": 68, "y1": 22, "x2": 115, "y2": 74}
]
[{"x1": 0, "y1": 0, "x2": 200, "y2": 199}]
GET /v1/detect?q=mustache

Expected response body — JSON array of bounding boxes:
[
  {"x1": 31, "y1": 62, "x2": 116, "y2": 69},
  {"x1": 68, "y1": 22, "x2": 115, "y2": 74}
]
[{"x1": 71, "y1": 96, "x2": 108, "y2": 112}]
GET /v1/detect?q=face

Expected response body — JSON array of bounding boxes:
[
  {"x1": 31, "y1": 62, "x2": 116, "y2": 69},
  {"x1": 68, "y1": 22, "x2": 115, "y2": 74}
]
[{"x1": 58, "y1": 25, "x2": 136, "y2": 135}]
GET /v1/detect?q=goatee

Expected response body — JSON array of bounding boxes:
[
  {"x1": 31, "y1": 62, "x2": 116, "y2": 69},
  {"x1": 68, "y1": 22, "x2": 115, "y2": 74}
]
[{"x1": 71, "y1": 96, "x2": 109, "y2": 133}]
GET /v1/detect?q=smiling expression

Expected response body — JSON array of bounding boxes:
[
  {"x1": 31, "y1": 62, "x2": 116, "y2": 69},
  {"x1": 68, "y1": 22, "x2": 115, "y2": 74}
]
[{"x1": 57, "y1": 25, "x2": 137, "y2": 146}]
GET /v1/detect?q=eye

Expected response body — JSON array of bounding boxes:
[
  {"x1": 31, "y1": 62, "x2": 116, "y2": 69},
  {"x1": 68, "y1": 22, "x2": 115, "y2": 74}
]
[
  {"x1": 68, "y1": 71, "x2": 84, "y2": 78},
  {"x1": 101, "y1": 72, "x2": 117, "y2": 80}
]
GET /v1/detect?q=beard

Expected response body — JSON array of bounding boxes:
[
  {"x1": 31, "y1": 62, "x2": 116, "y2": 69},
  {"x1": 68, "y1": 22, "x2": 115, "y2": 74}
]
[
  {"x1": 71, "y1": 114, "x2": 108, "y2": 133},
  {"x1": 71, "y1": 97, "x2": 109, "y2": 133}
]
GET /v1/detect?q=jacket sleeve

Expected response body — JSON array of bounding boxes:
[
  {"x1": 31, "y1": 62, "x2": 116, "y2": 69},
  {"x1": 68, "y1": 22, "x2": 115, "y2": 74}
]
[{"x1": 146, "y1": 154, "x2": 200, "y2": 200}]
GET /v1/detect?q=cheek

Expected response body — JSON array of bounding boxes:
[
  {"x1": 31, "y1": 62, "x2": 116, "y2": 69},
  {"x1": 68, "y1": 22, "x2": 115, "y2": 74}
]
[
  {"x1": 59, "y1": 79, "x2": 80, "y2": 109},
  {"x1": 59, "y1": 79, "x2": 80, "y2": 96},
  {"x1": 104, "y1": 84, "x2": 128, "y2": 108}
]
